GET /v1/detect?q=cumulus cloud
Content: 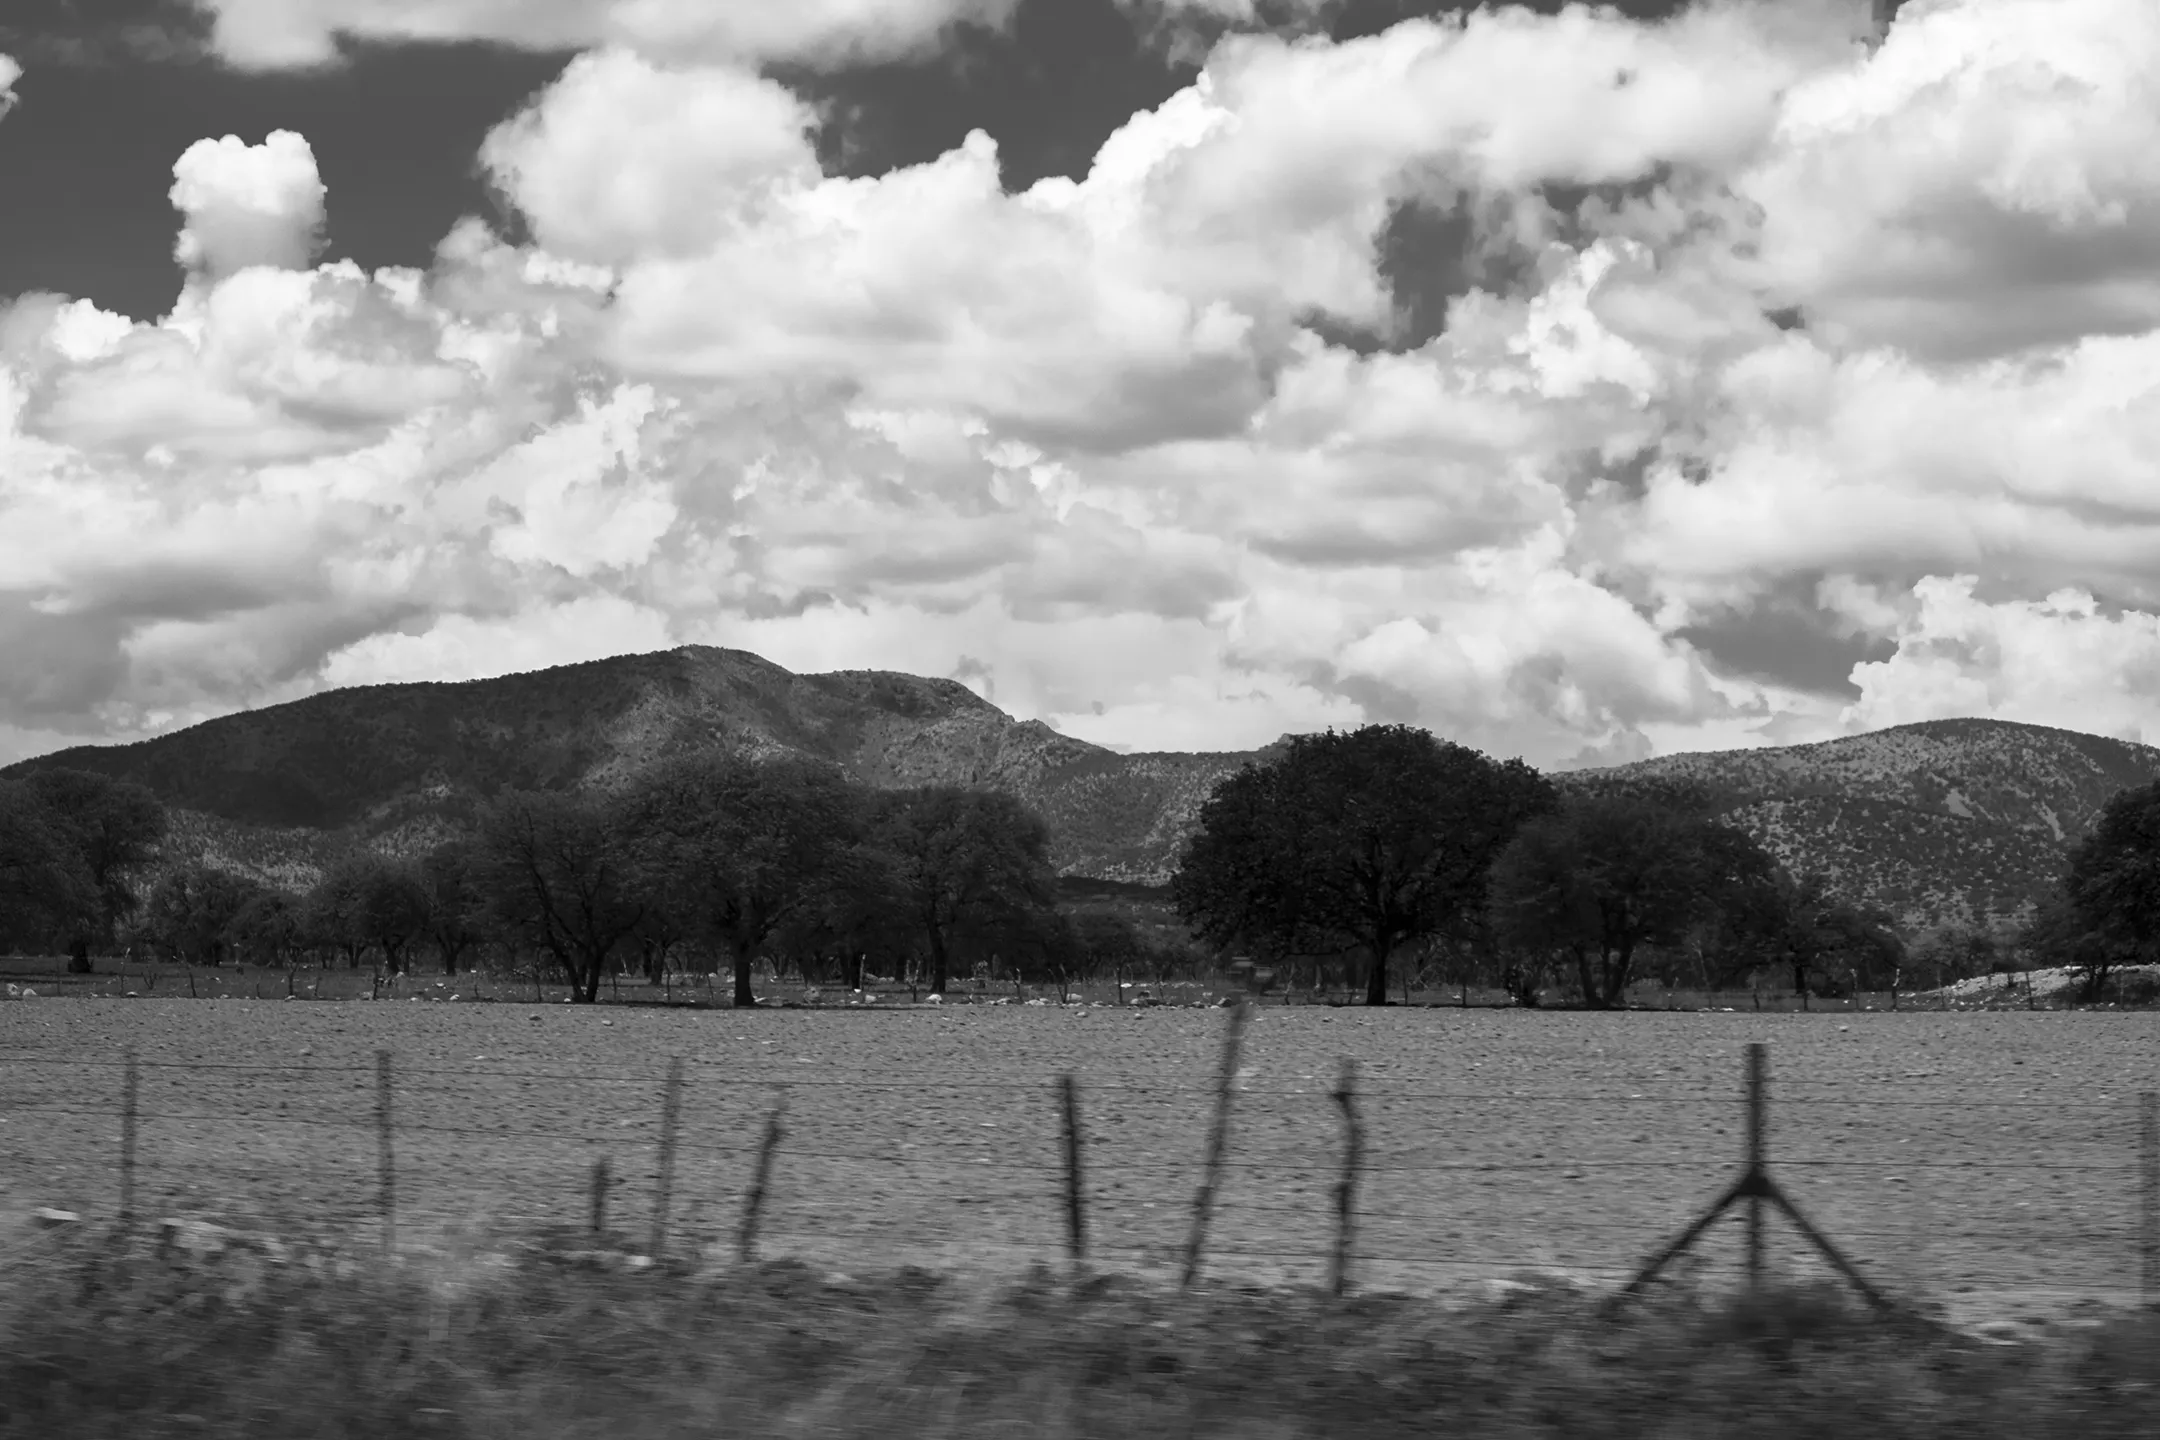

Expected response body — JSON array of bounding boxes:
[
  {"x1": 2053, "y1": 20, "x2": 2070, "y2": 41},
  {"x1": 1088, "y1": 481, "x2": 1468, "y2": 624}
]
[
  {"x1": 169, "y1": 131, "x2": 328, "y2": 278},
  {"x1": 1744, "y1": 0, "x2": 2160, "y2": 360},
  {"x1": 193, "y1": 0, "x2": 1022, "y2": 70},
  {"x1": 7, "y1": 0, "x2": 2160, "y2": 772},
  {"x1": 1842, "y1": 577, "x2": 2160, "y2": 747}
]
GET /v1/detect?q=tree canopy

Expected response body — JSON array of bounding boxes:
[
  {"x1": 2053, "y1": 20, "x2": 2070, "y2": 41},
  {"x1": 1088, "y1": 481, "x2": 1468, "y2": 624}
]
[
  {"x1": 19, "y1": 769, "x2": 167, "y2": 952},
  {"x1": 868, "y1": 785, "x2": 1061, "y2": 997},
  {"x1": 472, "y1": 790, "x2": 645, "y2": 1004},
  {"x1": 1172, "y1": 725, "x2": 1556, "y2": 1005},
  {"x1": 0, "y1": 780, "x2": 98, "y2": 950},
  {"x1": 0, "y1": 770, "x2": 165, "y2": 968},
  {"x1": 620, "y1": 753, "x2": 866, "y2": 1007},
  {"x1": 1487, "y1": 793, "x2": 1798, "y2": 1008}
]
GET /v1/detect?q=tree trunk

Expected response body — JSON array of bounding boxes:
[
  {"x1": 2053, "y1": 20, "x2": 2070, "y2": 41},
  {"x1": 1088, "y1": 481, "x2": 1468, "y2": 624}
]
[
  {"x1": 1364, "y1": 942, "x2": 1391, "y2": 1007},
  {"x1": 1571, "y1": 946, "x2": 1598, "y2": 1008},
  {"x1": 927, "y1": 928, "x2": 951, "y2": 997},
  {"x1": 732, "y1": 944, "x2": 758, "y2": 1008}
]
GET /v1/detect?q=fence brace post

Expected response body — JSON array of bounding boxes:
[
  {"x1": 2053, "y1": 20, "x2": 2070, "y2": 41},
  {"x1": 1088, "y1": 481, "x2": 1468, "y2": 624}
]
[
  {"x1": 738, "y1": 1091, "x2": 787, "y2": 1265},
  {"x1": 1182, "y1": 995, "x2": 1250, "y2": 1290},
  {"x1": 1607, "y1": 1042, "x2": 1893, "y2": 1317}
]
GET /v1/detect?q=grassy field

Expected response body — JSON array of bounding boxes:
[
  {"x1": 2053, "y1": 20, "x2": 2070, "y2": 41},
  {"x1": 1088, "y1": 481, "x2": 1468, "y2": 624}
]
[
  {"x1": 5, "y1": 1220, "x2": 2157, "y2": 1440},
  {"x1": 3, "y1": 999, "x2": 2151, "y2": 1334}
]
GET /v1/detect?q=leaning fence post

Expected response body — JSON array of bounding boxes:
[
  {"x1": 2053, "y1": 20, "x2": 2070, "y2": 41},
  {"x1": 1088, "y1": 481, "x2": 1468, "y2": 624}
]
[
  {"x1": 1330, "y1": 1058, "x2": 1363, "y2": 1298},
  {"x1": 739, "y1": 1091, "x2": 787, "y2": 1264},
  {"x1": 2140, "y1": 1091, "x2": 2157, "y2": 1310},
  {"x1": 375, "y1": 1049, "x2": 396, "y2": 1259},
  {"x1": 650, "y1": 1057, "x2": 685, "y2": 1259},
  {"x1": 1058, "y1": 1074, "x2": 1087, "y2": 1271},
  {"x1": 1182, "y1": 995, "x2": 1251, "y2": 1289},
  {"x1": 119, "y1": 1048, "x2": 140, "y2": 1232}
]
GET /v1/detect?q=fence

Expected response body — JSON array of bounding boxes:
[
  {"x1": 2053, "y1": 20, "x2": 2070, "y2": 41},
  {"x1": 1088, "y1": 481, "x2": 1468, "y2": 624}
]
[{"x1": 2, "y1": 1002, "x2": 2154, "y2": 1323}]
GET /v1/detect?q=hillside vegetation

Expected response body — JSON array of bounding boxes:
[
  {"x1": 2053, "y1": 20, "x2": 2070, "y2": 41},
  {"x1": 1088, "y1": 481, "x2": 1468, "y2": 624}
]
[
  {"x1": 8, "y1": 648, "x2": 2159, "y2": 933},
  {"x1": 1569, "y1": 719, "x2": 2160, "y2": 930}
]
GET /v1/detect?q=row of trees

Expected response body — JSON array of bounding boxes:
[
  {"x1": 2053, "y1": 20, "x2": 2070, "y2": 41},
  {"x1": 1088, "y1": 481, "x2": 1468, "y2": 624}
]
[
  {"x1": 1170, "y1": 726, "x2": 1909, "y2": 1008},
  {"x1": 12, "y1": 734, "x2": 2157, "y2": 1010},
  {"x1": 128, "y1": 754, "x2": 1188, "y2": 1006}
]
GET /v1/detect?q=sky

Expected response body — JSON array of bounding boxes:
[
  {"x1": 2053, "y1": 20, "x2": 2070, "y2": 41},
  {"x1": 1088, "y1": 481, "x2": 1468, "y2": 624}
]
[{"x1": 2, "y1": 0, "x2": 2159, "y2": 771}]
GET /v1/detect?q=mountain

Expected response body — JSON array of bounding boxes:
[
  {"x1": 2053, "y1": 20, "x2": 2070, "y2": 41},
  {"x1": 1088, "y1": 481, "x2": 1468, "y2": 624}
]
[
  {"x1": 1557, "y1": 718, "x2": 2160, "y2": 932},
  {"x1": 6, "y1": 647, "x2": 2156, "y2": 934}
]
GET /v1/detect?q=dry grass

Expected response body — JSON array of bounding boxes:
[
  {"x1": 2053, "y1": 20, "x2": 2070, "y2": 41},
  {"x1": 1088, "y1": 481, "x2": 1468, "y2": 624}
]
[{"x1": 3, "y1": 1215, "x2": 2156, "y2": 1440}]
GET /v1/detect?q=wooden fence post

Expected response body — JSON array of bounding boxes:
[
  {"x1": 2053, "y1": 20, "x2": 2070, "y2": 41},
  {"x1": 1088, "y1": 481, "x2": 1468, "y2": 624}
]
[
  {"x1": 119, "y1": 1048, "x2": 139, "y2": 1232},
  {"x1": 1330, "y1": 1058, "x2": 1363, "y2": 1298},
  {"x1": 375, "y1": 1049, "x2": 396, "y2": 1259},
  {"x1": 650, "y1": 1058, "x2": 684, "y2": 1259},
  {"x1": 1058, "y1": 1074, "x2": 1087, "y2": 1272},
  {"x1": 739, "y1": 1091, "x2": 787, "y2": 1264},
  {"x1": 1745, "y1": 1042, "x2": 1766, "y2": 1292},
  {"x1": 1182, "y1": 996, "x2": 1250, "y2": 1289},
  {"x1": 2140, "y1": 1091, "x2": 2157, "y2": 1310}
]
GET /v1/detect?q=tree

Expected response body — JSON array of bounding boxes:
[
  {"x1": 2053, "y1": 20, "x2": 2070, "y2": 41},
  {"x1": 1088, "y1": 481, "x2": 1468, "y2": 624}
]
[
  {"x1": 419, "y1": 841, "x2": 488, "y2": 974},
  {"x1": 303, "y1": 854, "x2": 429, "y2": 974},
  {"x1": 143, "y1": 864, "x2": 267, "y2": 966},
  {"x1": 474, "y1": 790, "x2": 645, "y2": 1005},
  {"x1": 302, "y1": 860, "x2": 372, "y2": 969},
  {"x1": 19, "y1": 769, "x2": 166, "y2": 970},
  {"x1": 230, "y1": 890, "x2": 304, "y2": 967},
  {"x1": 621, "y1": 753, "x2": 865, "y2": 1008},
  {"x1": 1488, "y1": 795, "x2": 1775, "y2": 1009},
  {"x1": 869, "y1": 786, "x2": 1061, "y2": 997},
  {"x1": 1911, "y1": 921, "x2": 2000, "y2": 990},
  {"x1": 2062, "y1": 781, "x2": 2160, "y2": 1000},
  {"x1": 1769, "y1": 870, "x2": 1904, "y2": 997},
  {"x1": 1175, "y1": 726, "x2": 1556, "y2": 1006},
  {"x1": 360, "y1": 858, "x2": 430, "y2": 976},
  {"x1": 0, "y1": 780, "x2": 97, "y2": 953},
  {"x1": 1071, "y1": 912, "x2": 1144, "y2": 987}
]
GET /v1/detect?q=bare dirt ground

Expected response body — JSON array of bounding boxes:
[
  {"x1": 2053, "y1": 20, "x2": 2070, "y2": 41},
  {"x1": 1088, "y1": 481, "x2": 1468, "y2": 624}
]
[{"x1": 2, "y1": 1001, "x2": 2150, "y2": 1330}]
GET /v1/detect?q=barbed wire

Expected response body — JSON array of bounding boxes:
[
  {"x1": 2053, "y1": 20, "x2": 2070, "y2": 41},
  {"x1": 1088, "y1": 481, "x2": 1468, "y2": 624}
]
[{"x1": 0, "y1": 1053, "x2": 2124, "y2": 1115}]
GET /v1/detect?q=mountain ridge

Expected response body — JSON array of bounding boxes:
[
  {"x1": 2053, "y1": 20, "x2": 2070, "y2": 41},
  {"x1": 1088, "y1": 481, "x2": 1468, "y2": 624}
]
[{"x1": 8, "y1": 646, "x2": 2156, "y2": 934}]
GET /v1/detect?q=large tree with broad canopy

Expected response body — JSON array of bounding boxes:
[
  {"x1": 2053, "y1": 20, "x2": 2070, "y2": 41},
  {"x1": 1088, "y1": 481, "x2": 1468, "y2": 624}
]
[{"x1": 1172, "y1": 725, "x2": 1556, "y2": 1006}]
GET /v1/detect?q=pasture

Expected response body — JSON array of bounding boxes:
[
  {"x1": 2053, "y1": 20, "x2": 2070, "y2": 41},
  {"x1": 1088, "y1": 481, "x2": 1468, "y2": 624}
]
[{"x1": 2, "y1": 1000, "x2": 2152, "y2": 1329}]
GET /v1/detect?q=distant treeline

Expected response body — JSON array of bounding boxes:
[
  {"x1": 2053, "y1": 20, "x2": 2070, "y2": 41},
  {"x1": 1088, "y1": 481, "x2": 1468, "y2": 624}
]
[
  {"x1": 1167, "y1": 726, "x2": 2159, "y2": 1007},
  {"x1": 1, "y1": 755, "x2": 1201, "y2": 1005},
  {"x1": 4, "y1": 729, "x2": 2156, "y2": 1006}
]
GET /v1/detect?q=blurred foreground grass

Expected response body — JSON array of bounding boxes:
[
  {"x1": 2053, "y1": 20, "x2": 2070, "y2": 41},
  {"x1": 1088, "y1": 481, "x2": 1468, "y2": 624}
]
[{"x1": 3, "y1": 1217, "x2": 2156, "y2": 1440}]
